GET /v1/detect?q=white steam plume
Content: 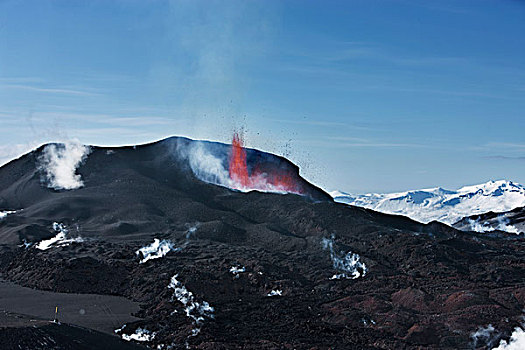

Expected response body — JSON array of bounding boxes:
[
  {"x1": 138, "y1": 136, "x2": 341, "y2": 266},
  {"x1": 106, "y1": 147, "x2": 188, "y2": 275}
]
[
  {"x1": 186, "y1": 142, "x2": 233, "y2": 188},
  {"x1": 470, "y1": 321, "x2": 525, "y2": 350},
  {"x1": 35, "y1": 222, "x2": 84, "y2": 250},
  {"x1": 39, "y1": 141, "x2": 90, "y2": 190},
  {"x1": 321, "y1": 235, "x2": 367, "y2": 280},
  {"x1": 493, "y1": 327, "x2": 525, "y2": 350},
  {"x1": 136, "y1": 239, "x2": 178, "y2": 264},
  {"x1": 0, "y1": 210, "x2": 16, "y2": 220},
  {"x1": 161, "y1": 1, "x2": 278, "y2": 146},
  {"x1": 468, "y1": 219, "x2": 496, "y2": 233},
  {"x1": 495, "y1": 216, "x2": 520, "y2": 234},
  {"x1": 120, "y1": 327, "x2": 156, "y2": 342},
  {"x1": 168, "y1": 274, "x2": 214, "y2": 339},
  {"x1": 471, "y1": 324, "x2": 497, "y2": 349},
  {"x1": 468, "y1": 216, "x2": 521, "y2": 235}
]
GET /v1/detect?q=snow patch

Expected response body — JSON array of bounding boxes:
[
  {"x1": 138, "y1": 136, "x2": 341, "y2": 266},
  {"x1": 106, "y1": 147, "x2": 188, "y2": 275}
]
[
  {"x1": 39, "y1": 141, "x2": 90, "y2": 190},
  {"x1": 267, "y1": 289, "x2": 282, "y2": 297},
  {"x1": 168, "y1": 274, "x2": 214, "y2": 338},
  {"x1": 35, "y1": 223, "x2": 84, "y2": 250},
  {"x1": 321, "y1": 235, "x2": 367, "y2": 280},
  {"x1": 230, "y1": 265, "x2": 245, "y2": 278},
  {"x1": 361, "y1": 318, "x2": 376, "y2": 326},
  {"x1": 136, "y1": 239, "x2": 177, "y2": 264}
]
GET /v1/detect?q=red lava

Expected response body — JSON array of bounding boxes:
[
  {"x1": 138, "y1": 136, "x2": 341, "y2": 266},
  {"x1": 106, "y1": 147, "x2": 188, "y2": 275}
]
[{"x1": 228, "y1": 132, "x2": 302, "y2": 194}]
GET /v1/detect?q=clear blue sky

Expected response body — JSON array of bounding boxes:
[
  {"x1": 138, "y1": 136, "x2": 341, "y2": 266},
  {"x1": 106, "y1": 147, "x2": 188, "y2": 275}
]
[{"x1": 1, "y1": 0, "x2": 524, "y2": 193}]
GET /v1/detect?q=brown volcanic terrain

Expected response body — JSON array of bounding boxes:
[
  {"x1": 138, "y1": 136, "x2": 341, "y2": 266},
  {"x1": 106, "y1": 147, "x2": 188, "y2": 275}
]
[{"x1": 0, "y1": 137, "x2": 523, "y2": 349}]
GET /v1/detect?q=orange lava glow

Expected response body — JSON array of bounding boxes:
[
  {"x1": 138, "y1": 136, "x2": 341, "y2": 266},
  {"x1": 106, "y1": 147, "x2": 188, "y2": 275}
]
[
  {"x1": 229, "y1": 132, "x2": 250, "y2": 187},
  {"x1": 228, "y1": 132, "x2": 302, "y2": 194}
]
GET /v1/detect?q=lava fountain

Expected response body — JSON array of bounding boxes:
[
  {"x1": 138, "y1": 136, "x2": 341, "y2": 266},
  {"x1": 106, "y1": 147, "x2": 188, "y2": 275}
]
[
  {"x1": 228, "y1": 132, "x2": 303, "y2": 195},
  {"x1": 229, "y1": 133, "x2": 250, "y2": 187}
]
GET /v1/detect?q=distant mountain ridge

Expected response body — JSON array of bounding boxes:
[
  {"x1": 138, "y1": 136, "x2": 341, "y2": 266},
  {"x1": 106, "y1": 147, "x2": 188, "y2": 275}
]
[
  {"x1": 453, "y1": 206, "x2": 525, "y2": 235},
  {"x1": 331, "y1": 180, "x2": 525, "y2": 226}
]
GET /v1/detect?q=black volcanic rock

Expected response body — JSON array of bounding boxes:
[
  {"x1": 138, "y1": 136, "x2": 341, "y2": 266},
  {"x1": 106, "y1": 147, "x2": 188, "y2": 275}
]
[
  {"x1": 0, "y1": 321, "x2": 148, "y2": 350},
  {"x1": 0, "y1": 137, "x2": 524, "y2": 349}
]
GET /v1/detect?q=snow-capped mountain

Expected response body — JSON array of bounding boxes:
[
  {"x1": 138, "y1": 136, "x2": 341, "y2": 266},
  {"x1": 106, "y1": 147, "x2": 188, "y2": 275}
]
[{"x1": 330, "y1": 180, "x2": 525, "y2": 226}]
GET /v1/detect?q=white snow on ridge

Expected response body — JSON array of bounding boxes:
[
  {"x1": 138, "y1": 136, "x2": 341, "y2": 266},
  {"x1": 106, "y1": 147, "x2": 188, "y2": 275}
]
[
  {"x1": 331, "y1": 180, "x2": 525, "y2": 226},
  {"x1": 36, "y1": 222, "x2": 84, "y2": 250},
  {"x1": 38, "y1": 141, "x2": 90, "y2": 190},
  {"x1": 136, "y1": 239, "x2": 177, "y2": 264}
]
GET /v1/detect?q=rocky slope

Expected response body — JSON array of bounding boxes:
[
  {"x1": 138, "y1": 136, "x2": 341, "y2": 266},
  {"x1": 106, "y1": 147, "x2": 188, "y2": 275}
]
[{"x1": 0, "y1": 137, "x2": 524, "y2": 349}]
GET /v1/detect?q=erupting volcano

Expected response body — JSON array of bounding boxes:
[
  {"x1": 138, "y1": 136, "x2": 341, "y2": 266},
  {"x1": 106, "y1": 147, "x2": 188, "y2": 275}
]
[
  {"x1": 228, "y1": 132, "x2": 303, "y2": 195},
  {"x1": 0, "y1": 137, "x2": 524, "y2": 349}
]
